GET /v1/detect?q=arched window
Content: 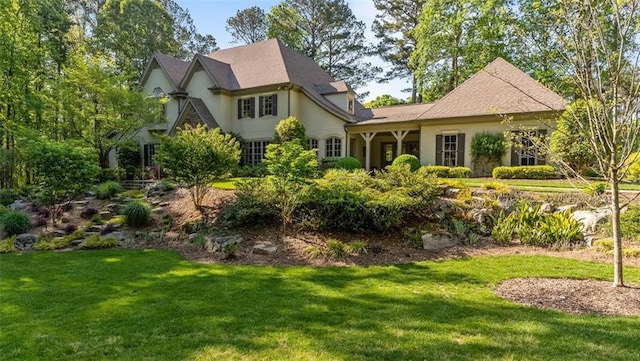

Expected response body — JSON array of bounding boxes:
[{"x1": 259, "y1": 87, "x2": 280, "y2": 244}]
[{"x1": 325, "y1": 137, "x2": 342, "y2": 158}]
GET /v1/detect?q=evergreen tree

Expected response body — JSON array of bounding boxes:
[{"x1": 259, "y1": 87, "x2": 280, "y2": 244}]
[
  {"x1": 226, "y1": 6, "x2": 268, "y2": 44},
  {"x1": 372, "y1": 0, "x2": 425, "y2": 103}
]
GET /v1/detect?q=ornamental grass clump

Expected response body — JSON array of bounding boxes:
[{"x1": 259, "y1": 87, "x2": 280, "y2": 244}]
[
  {"x1": 0, "y1": 210, "x2": 31, "y2": 235},
  {"x1": 122, "y1": 201, "x2": 152, "y2": 227},
  {"x1": 96, "y1": 181, "x2": 123, "y2": 200}
]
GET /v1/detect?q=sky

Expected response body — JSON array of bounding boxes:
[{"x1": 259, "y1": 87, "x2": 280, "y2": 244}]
[{"x1": 175, "y1": 0, "x2": 409, "y2": 102}]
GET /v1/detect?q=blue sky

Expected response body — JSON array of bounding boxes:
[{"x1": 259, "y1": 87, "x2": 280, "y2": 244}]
[{"x1": 175, "y1": 0, "x2": 409, "y2": 101}]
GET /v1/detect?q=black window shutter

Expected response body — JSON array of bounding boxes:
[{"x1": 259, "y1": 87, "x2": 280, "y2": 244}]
[
  {"x1": 272, "y1": 94, "x2": 278, "y2": 116},
  {"x1": 259, "y1": 96, "x2": 264, "y2": 117},
  {"x1": 250, "y1": 97, "x2": 255, "y2": 118},
  {"x1": 510, "y1": 131, "x2": 520, "y2": 166},
  {"x1": 537, "y1": 129, "x2": 547, "y2": 165},
  {"x1": 435, "y1": 135, "x2": 443, "y2": 165},
  {"x1": 143, "y1": 144, "x2": 149, "y2": 168},
  {"x1": 237, "y1": 99, "x2": 242, "y2": 119},
  {"x1": 456, "y1": 133, "x2": 465, "y2": 167}
]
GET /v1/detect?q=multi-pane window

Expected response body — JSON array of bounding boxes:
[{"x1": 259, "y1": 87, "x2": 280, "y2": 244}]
[
  {"x1": 307, "y1": 137, "x2": 319, "y2": 150},
  {"x1": 325, "y1": 137, "x2": 342, "y2": 158},
  {"x1": 520, "y1": 133, "x2": 538, "y2": 165},
  {"x1": 242, "y1": 140, "x2": 270, "y2": 165},
  {"x1": 443, "y1": 135, "x2": 458, "y2": 166},
  {"x1": 143, "y1": 144, "x2": 156, "y2": 168},
  {"x1": 259, "y1": 94, "x2": 278, "y2": 117},
  {"x1": 238, "y1": 97, "x2": 255, "y2": 119}
]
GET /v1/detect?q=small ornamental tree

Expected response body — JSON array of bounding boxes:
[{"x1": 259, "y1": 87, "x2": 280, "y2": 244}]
[
  {"x1": 28, "y1": 137, "x2": 100, "y2": 224},
  {"x1": 273, "y1": 116, "x2": 306, "y2": 144},
  {"x1": 155, "y1": 124, "x2": 240, "y2": 211},
  {"x1": 470, "y1": 132, "x2": 506, "y2": 176},
  {"x1": 264, "y1": 118, "x2": 319, "y2": 232},
  {"x1": 549, "y1": 101, "x2": 597, "y2": 176}
]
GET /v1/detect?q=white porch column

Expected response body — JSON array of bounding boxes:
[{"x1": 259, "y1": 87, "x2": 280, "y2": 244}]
[
  {"x1": 391, "y1": 130, "x2": 410, "y2": 157},
  {"x1": 360, "y1": 132, "x2": 377, "y2": 171}
]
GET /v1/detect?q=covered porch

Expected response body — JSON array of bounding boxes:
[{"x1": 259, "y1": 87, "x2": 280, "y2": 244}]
[{"x1": 346, "y1": 122, "x2": 421, "y2": 171}]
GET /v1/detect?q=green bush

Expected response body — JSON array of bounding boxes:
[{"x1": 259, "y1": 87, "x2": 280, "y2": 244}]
[
  {"x1": 218, "y1": 179, "x2": 277, "y2": 227},
  {"x1": 620, "y1": 206, "x2": 640, "y2": 241},
  {"x1": 121, "y1": 201, "x2": 152, "y2": 227},
  {"x1": 422, "y1": 165, "x2": 472, "y2": 178},
  {"x1": 326, "y1": 239, "x2": 349, "y2": 259},
  {"x1": 470, "y1": 132, "x2": 506, "y2": 166},
  {"x1": 335, "y1": 156, "x2": 363, "y2": 171},
  {"x1": 422, "y1": 165, "x2": 452, "y2": 178},
  {"x1": 583, "y1": 182, "x2": 607, "y2": 196},
  {"x1": 0, "y1": 236, "x2": 16, "y2": 253},
  {"x1": 0, "y1": 188, "x2": 18, "y2": 206},
  {"x1": 626, "y1": 152, "x2": 640, "y2": 181},
  {"x1": 392, "y1": 154, "x2": 420, "y2": 171},
  {"x1": 79, "y1": 235, "x2": 119, "y2": 249},
  {"x1": 96, "y1": 181, "x2": 123, "y2": 200},
  {"x1": 235, "y1": 163, "x2": 269, "y2": 177},
  {"x1": 448, "y1": 167, "x2": 472, "y2": 178},
  {"x1": 490, "y1": 203, "x2": 583, "y2": 247},
  {"x1": 492, "y1": 165, "x2": 556, "y2": 179},
  {"x1": 0, "y1": 210, "x2": 31, "y2": 235}
]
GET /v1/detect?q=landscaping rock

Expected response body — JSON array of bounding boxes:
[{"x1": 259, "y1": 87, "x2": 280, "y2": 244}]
[
  {"x1": 253, "y1": 242, "x2": 278, "y2": 255},
  {"x1": 557, "y1": 204, "x2": 577, "y2": 213},
  {"x1": 444, "y1": 188, "x2": 461, "y2": 198},
  {"x1": 206, "y1": 234, "x2": 243, "y2": 253},
  {"x1": 421, "y1": 233, "x2": 458, "y2": 251},
  {"x1": 188, "y1": 233, "x2": 199, "y2": 242},
  {"x1": 9, "y1": 200, "x2": 27, "y2": 211},
  {"x1": 540, "y1": 203, "x2": 555, "y2": 213},
  {"x1": 159, "y1": 201, "x2": 170, "y2": 207},
  {"x1": 14, "y1": 233, "x2": 37, "y2": 251},
  {"x1": 60, "y1": 217, "x2": 71, "y2": 224},
  {"x1": 571, "y1": 210, "x2": 609, "y2": 234},
  {"x1": 151, "y1": 207, "x2": 166, "y2": 215},
  {"x1": 72, "y1": 200, "x2": 89, "y2": 206},
  {"x1": 467, "y1": 208, "x2": 492, "y2": 235},
  {"x1": 88, "y1": 225, "x2": 103, "y2": 233},
  {"x1": 102, "y1": 231, "x2": 127, "y2": 242},
  {"x1": 53, "y1": 229, "x2": 67, "y2": 237},
  {"x1": 99, "y1": 211, "x2": 113, "y2": 220}
]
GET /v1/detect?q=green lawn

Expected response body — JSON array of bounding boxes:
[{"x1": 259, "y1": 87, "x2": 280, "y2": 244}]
[
  {"x1": 1, "y1": 251, "x2": 639, "y2": 360},
  {"x1": 460, "y1": 178, "x2": 640, "y2": 192},
  {"x1": 210, "y1": 177, "x2": 246, "y2": 190}
]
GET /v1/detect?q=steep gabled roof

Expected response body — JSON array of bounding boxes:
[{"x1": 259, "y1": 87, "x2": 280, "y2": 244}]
[
  {"x1": 315, "y1": 81, "x2": 353, "y2": 95},
  {"x1": 418, "y1": 58, "x2": 566, "y2": 120},
  {"x1": 140, "y1": 53, "x2": 190, "y2": 90},
  {"x1": 168, "y1": 97, "x2": 219, "y2": 135}
]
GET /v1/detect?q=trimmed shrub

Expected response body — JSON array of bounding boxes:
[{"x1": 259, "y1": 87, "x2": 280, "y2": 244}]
[
  {"x1": 492, "y1": 165, "x2": 556, "y2": 179},
  {"x1": 96, "y1": 181, "x2": 123, "y2": 200},
  {"x1": 0, "y1": 210, "x2": 31, "y2": 235},
  {"x1": 335, "y1": 156, "x2": 363, "y2": 171},
  {"x1": 79, "y1": 235, "x2": 119, "y2": 249},
  {"x1": 422, "y1": 165, "x2": 451, "y2": 178},
  {"x1": 626, "y1": 152, "x2": 640, "y2": 181},
  {"x1": 121, "y1": 201, "x2": 152, "y2": 227},
  {"x1": 620, "y1": 206, "x2": 640, "y2": 241},
  {"x1": 448, "y1": 167, "x2": 472, "y2": 178},
  {"x1": 422, "y1": 165, "x2": 472, "y2": 178},
  {"x1": 392, "y1": 154, "x2": 420, "y2": 171}
]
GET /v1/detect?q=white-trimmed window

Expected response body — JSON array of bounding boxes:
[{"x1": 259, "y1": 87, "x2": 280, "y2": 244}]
[
  {"x1": 143, "y1": 144, "x2": 157, "y2": 168},
  {"x1": 307, "y1": 137, "x2": 319, "y2": 151},
  {"x1": 259, "y1": 94, "x2": 278, "y2": 117},
  {"x1": 242, "y1": 140, "x2": 270, "y2": 165},
  {"x1": 443, "y1": 135, "x2": 458, "y2": 167},
  {"x1": 520, "y1": 136, "x2": 537, "y2": 166},
  {"x1": 325, "y1": 137, "x2": 342, "y2": 158}
]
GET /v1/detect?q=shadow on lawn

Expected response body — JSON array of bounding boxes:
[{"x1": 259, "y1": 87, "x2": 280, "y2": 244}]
[{"x1": 1, "y1": 250, "x2": 639, "y2": 361}]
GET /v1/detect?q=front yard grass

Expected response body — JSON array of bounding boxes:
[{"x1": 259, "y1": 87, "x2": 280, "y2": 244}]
[
  {"x1": 1, "y1": 250, "x2": 639, "y2": 360},
  {"x1": 460, "y1": 178, "x2": 640, "y2": 192}
]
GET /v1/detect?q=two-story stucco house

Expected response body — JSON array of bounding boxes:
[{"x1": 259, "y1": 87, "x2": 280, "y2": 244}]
[{"x1": 131, "y1": 38, "x2": 566, "y2": 173}]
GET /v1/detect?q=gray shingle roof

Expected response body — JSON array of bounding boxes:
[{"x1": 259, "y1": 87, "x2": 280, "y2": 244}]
[
  {"x1": 153, "y1": 53, "x2": 190, "y2": 89},
  {"x1": 418, "y1": 57, "x2": 566, "y2": 120},
  {"x1": 352, "y1": 103, "x2": 435, "y2": 126}
]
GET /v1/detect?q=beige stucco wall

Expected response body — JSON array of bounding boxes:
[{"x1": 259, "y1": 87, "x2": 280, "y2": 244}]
[
  {"x1": 324, "y1": 93, "x2": 347, "y2": 112},
  {"x1": 419, "y1": 117, "x2": 554, "y2": 168},
  {"x1": 229, "y1": 89, "x2": 288, "y2": 139},
  {"x1": 294, "y1": 92, "x2": 348, "y2": 158},
  {"x1": 137, "y1": 67, "x2": 181, "y2": 145}
]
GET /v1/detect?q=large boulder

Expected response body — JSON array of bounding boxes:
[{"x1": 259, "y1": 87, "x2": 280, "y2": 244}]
[
  {"x1": 253, "y1": 242, "x2": 278, "y2": 255},
  {"x1": 571, "y1": 209, "x2": 609, "y2": 234},
  {"x1": 205, "y1": 234, "x2": 243, "y2": 253},
  {"x1": 14, "y1": 233, "x2": 37, "y2": 251},
  {"x1": 422, "y1": 233, "x2": 458, "y2": 251}
]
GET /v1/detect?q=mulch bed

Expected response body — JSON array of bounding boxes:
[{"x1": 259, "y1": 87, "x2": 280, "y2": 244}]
[{"x1": 495, "y1": 278, "x2": 640, "y2": 316}]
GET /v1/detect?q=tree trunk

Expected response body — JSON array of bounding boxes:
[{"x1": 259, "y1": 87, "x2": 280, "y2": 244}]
[{"x1": 610, "y1": 180, "x2": 624, "y2": 287}]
